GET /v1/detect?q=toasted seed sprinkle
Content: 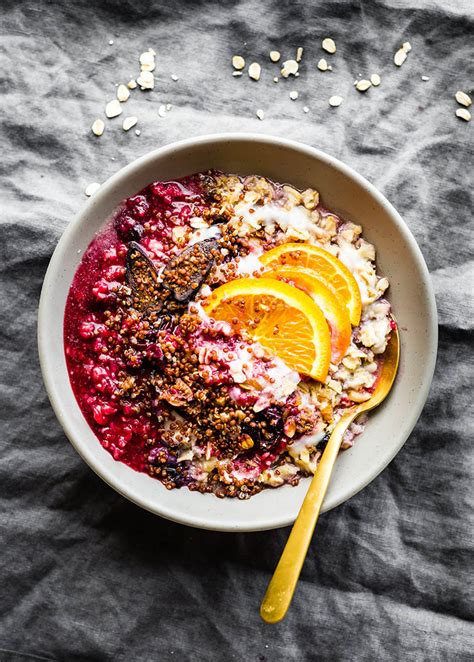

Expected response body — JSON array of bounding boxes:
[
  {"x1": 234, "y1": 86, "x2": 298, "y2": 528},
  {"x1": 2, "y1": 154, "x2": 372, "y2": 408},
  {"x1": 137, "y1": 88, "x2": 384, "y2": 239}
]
[
  {"x1": 171, "y1": 74, "x2": 179, "y2": 81},
  {"x1": 85, "y1": 182, "x2": 101, "y2": 197},
  {"x1": 158, "y1": 104, "x2": 167, "y2": 118},
  {"x1": 455, "y1": 90, "x2": 472, "y2": 107},
  {"x1": 122, "y1": 116, "x2": 138, "y2": 131},
  {"x1": 289, "y1": 90, "x2": 299, "y2": 100},
  {"x1": 248, "y1": 62, "x2": 261, "y2": 81},
  {"x1": 127, "y1": 79, "x2": 138, "y2": 89},
  {"x1": 281, "y1": 59, "x2": 299, "y2": 77},
  {"x1": 371, "y1": 73, "x2": 381, "y2": 86},
  {"x1": 105, "y1": 99, "x2": 122, "y2": 118},
  {"x1": 303, "y1": 106, "x2": 309, "y2": 113},
  {"x1": 317, "y1": 58, "x2": 329, "y2": 71},
  {"x1": 135, "y1": 129, "x2": 141, "y2": 135},
  {"x1": 232, "y1": 55, "x2": 245, "y2": 70},
  {"x1": 355, "y1": 79, "x2": 372, "y2": 92},
  {"x1": 322, "y1": 38, "x2": 336, "y2": 54},
  {"x1": 117, "y1": 84, "x2": 130, "y2": 102},
  {"x1": 456, "y1": 108, "x2": 471, "y2": 121},
  {"x1": 329, "y1": 95, "x2": 343, "y2": 107},
  {"x1": 296, "y1": 47, "x2": 304, "y2": 62},
  {"x1": 140, "y1": 50, "x2": 155, "y2": 72},
  {"x1": 91, "y1": 119, "x2": 105, "y2": 136},
  {"x1": 137, "y1": 70, "x2": 154, "y2": 89},
  {"x1": 421, "y1": 75, "x2": 430, "y2": 81},
  {"x1": 270, "y1": 50, "x2": 281, "y2": 62},
  {"x1": 256, "y1": 109, "x2": 265, "y2": 120},
  {"x1": 232, "y1": 71, "x2": 243, "y2": 77}
]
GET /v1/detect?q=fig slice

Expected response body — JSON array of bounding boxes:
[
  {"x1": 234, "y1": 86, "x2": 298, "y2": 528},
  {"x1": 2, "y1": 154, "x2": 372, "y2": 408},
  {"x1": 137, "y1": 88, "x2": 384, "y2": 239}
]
[
  {"x1": 161, "y1": 239, "x2": 218, "y2": 302},
  {"x1": 126, "y1": 241, "x2": 163, "y2": 312}
]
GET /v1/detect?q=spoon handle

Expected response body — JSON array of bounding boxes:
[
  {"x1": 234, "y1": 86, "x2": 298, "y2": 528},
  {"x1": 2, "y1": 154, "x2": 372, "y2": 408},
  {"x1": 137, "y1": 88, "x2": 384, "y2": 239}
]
[{"x1": 260, "y1": 412, "x2": 355, "y2": 623}]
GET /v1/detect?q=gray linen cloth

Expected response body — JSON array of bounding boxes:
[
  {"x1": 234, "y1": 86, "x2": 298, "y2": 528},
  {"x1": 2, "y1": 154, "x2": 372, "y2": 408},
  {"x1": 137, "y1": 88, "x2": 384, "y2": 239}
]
[{"x1": 0, "y1": 1, "x2": 472, "y2": 660}]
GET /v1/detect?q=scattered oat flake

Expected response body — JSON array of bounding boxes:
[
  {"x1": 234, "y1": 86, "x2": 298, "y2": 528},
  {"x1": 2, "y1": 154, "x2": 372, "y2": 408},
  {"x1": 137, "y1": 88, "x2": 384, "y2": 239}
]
[
  {"x1": 322, "y1": 38, "x2": 336, "y2": 54},
  {"x1": 273, "y1": 77, "x2": 279, "y2": 83},
  {"x1": 117, "y1": 84, "x2": 130, "y2": 102},
  {"x1": 394, "y1": 47, "x2": 408, "y2": 67},
  {"x1": 171, "y1": 74, "x2": 179, "y2": 81},
  {"x1": 256, "y1": 109, "x2": 265, "y2": 120},
  {"x1": 421, "y1": 76, "x2": 430, "y2": 82},
  {"x1": 270, "y1": 50, "x2": 281, "y2": 62},
  {"x1": 355, "y1": 79, "x2": 372, "y2": 92},
  {"x1": 85, "y1": 182, "x2": 101, "y2": 197},
  {"x1": 166, "y1": 104, "x2": 172, "y2": 111},
  {"x1": 233, "y1": 71, "x2": 243, "y2": 77},
  {"x1": 317, "y1": 58, "x2": 329, "y2": 71},
  {"x1": 91, "y1": 119, "x2": 105, "y2": 136},
  {"x1": 127, "y1": 79, "x2": 137, "y2": 89},
  {"x1": 140, "y1": 50, "x2": 155, "y2": 72},
  {"x1": 123, "y1": 116, "x2": 138, "y2": 131},
  {"x1": 232, "y1": 55, "x2": 245, "y2": 70},
  {"x1": 137, "y1": 71, "x2": 154, "y2": 89},
  {"x1": 456, "y1": 108, "x2": 471, "y2": 121},
  {"x1": 158, "y1": 105, "x2": 167, "y2": 118},
  {"x1": 105, "y1": 99, "x2": 122, "y2": 118},
  {"x1": 281, "y1": 59, "x2": 298, "y2": 77},
  {"x1": 303, "y1": 106, "x2": 309, "y2": 113},
  {"x1": 402, "y1": 41, "x2": 412, "y2": 52},
  {"x1": 289, "y1": 90, "x2": 298, "y2": 100},
  {"x1": 371, "y1": 73, "x2": 381, "y2": 86},
  {"x1": 248, "y1": 62, "x2": 261, "y2": 81},
  {"x1": 455, "y1": 91, "x2": 472, "y2": 107},
  {"x1": 329, "y1": 95, "x2": 343, "y2": 107},
  {"x1": 135, "y1": 129, "x2": 141, "y2": 135},
  {"x1": 296, "y1": 47, "x2": 303, "y2": 62}
]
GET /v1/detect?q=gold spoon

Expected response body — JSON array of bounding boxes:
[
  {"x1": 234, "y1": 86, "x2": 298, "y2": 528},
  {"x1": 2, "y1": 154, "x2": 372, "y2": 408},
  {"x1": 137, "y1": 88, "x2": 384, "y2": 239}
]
[{"x1": 260, "y1": 325, "x2": 400, "y2": 624}]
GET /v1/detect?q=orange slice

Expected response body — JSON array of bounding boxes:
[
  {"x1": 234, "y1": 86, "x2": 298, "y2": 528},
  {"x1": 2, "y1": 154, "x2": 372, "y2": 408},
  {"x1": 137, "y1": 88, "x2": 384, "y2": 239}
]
[
  {"x1": 204, "y1": 277, "x2": 331, "y2": 382},
  {"x1": 264, "y1": 266, "x2": 352, "y2": 364},
  {"x1": 259, "y1": 243, "x2": 362, "y2": 325}
]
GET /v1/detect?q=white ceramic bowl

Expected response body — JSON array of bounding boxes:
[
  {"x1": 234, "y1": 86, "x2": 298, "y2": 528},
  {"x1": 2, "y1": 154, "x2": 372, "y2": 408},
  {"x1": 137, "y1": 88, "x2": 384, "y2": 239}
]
[{"x1": 38, "y1": 134, "x2": 437, "y2": 532}]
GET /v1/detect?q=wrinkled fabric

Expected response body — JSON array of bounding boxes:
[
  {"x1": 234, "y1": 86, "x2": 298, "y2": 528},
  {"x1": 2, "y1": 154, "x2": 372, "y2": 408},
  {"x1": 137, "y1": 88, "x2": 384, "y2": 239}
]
[{"x1": 0, "y1": 1, "x2": 473, "y2": 660}]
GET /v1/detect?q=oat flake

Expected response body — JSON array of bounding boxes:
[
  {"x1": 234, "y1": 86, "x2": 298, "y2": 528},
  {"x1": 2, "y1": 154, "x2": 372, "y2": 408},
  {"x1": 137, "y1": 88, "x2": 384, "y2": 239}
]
[
  {"x1": 281, "y1": 59, "x2": 298, "y2": 78},
  {"x1": 303, "y1": 106, "x2": 309, "y2": 113},
  {"x1": 370, "y1": 73, "x2": 381, "y2": 86},
  {"x1": 158, "y1": 105, "x2": 167, "y2": 118},
  {"x1": 329, "y1": 95, "x2": 343, "y2": 107},
  {"x1": 232, "y1": 71, "x2": 243, "y2": 77},
  {"x1": 135, "y1": 129, "x2": 141, "y2": 136},
  {"x1": 421, "y1": 76, "x2": 430, "y2": 82},
  {"x1": 270, "y1": 50, "x2": 281, "y2": 62},
  {"x1": 273, "y1": 77, "x2": 279, "y2": 83},
  {"x1": 296, "y1": 47, "x2": 303, "y2": 62},
  {"x1": 322, "y1": 38, "x2": 336, "y2": 54},
  {"x1": 117, "y1": 84, "x2": 130, "y2": 102},
  {"x1": 122, "y1": 116, "x2": 138, "y2": 131},
  {"x1": 85, "y1": 182, "x2": 101, "y2": 197},
  {"x1": 105, "y1": 99, "x2": 122, "y2": 118},
  {"x1": 137, "y1": 71, "x2": 154, "y2": 90},
  {"x1": 394, "y1": 47, "x2": 408, "y2": 67},
  {"x1": 317, "y1": 58, "x2": 329, "y2": 71},
  {"x1": 256, "y1": 109, "x2": 265, "y2": 120},
  {"x1": 456, "y1": 108, "x2": 471, "y2": 121},
  {"x1": 455, "y1": 91, "x2": 472, "y2": 107},
  {"x1": 127, "y1": 79, "x2": 138, "y2": 89},
  {"x1": 248, "y1": 62, "x2": 261, "y2": 81},
  {"x1": 232, "y1": 55, "x2": 245, "y2": 70},
  {"x1": 355, "y1": 79, "x2": 372, "y2": 92},
  {"x1": 140, "y1": 50, "x2": 155, "y2": 72},
  {"x1": 91, "y1": 119, "x2": 105, "y2": 136}
]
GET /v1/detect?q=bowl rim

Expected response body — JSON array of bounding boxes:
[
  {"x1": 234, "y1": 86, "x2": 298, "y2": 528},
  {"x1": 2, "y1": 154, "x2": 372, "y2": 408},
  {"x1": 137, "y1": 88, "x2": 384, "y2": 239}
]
[{"x1": 38, "y1": 133, "x2": 438, "y2": 531}]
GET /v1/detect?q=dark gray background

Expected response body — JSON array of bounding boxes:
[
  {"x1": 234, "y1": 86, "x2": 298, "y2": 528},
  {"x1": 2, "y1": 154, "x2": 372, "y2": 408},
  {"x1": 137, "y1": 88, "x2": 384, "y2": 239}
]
[{"x1": 1, "y1": 1, "x2": 473, "y2": 660}]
